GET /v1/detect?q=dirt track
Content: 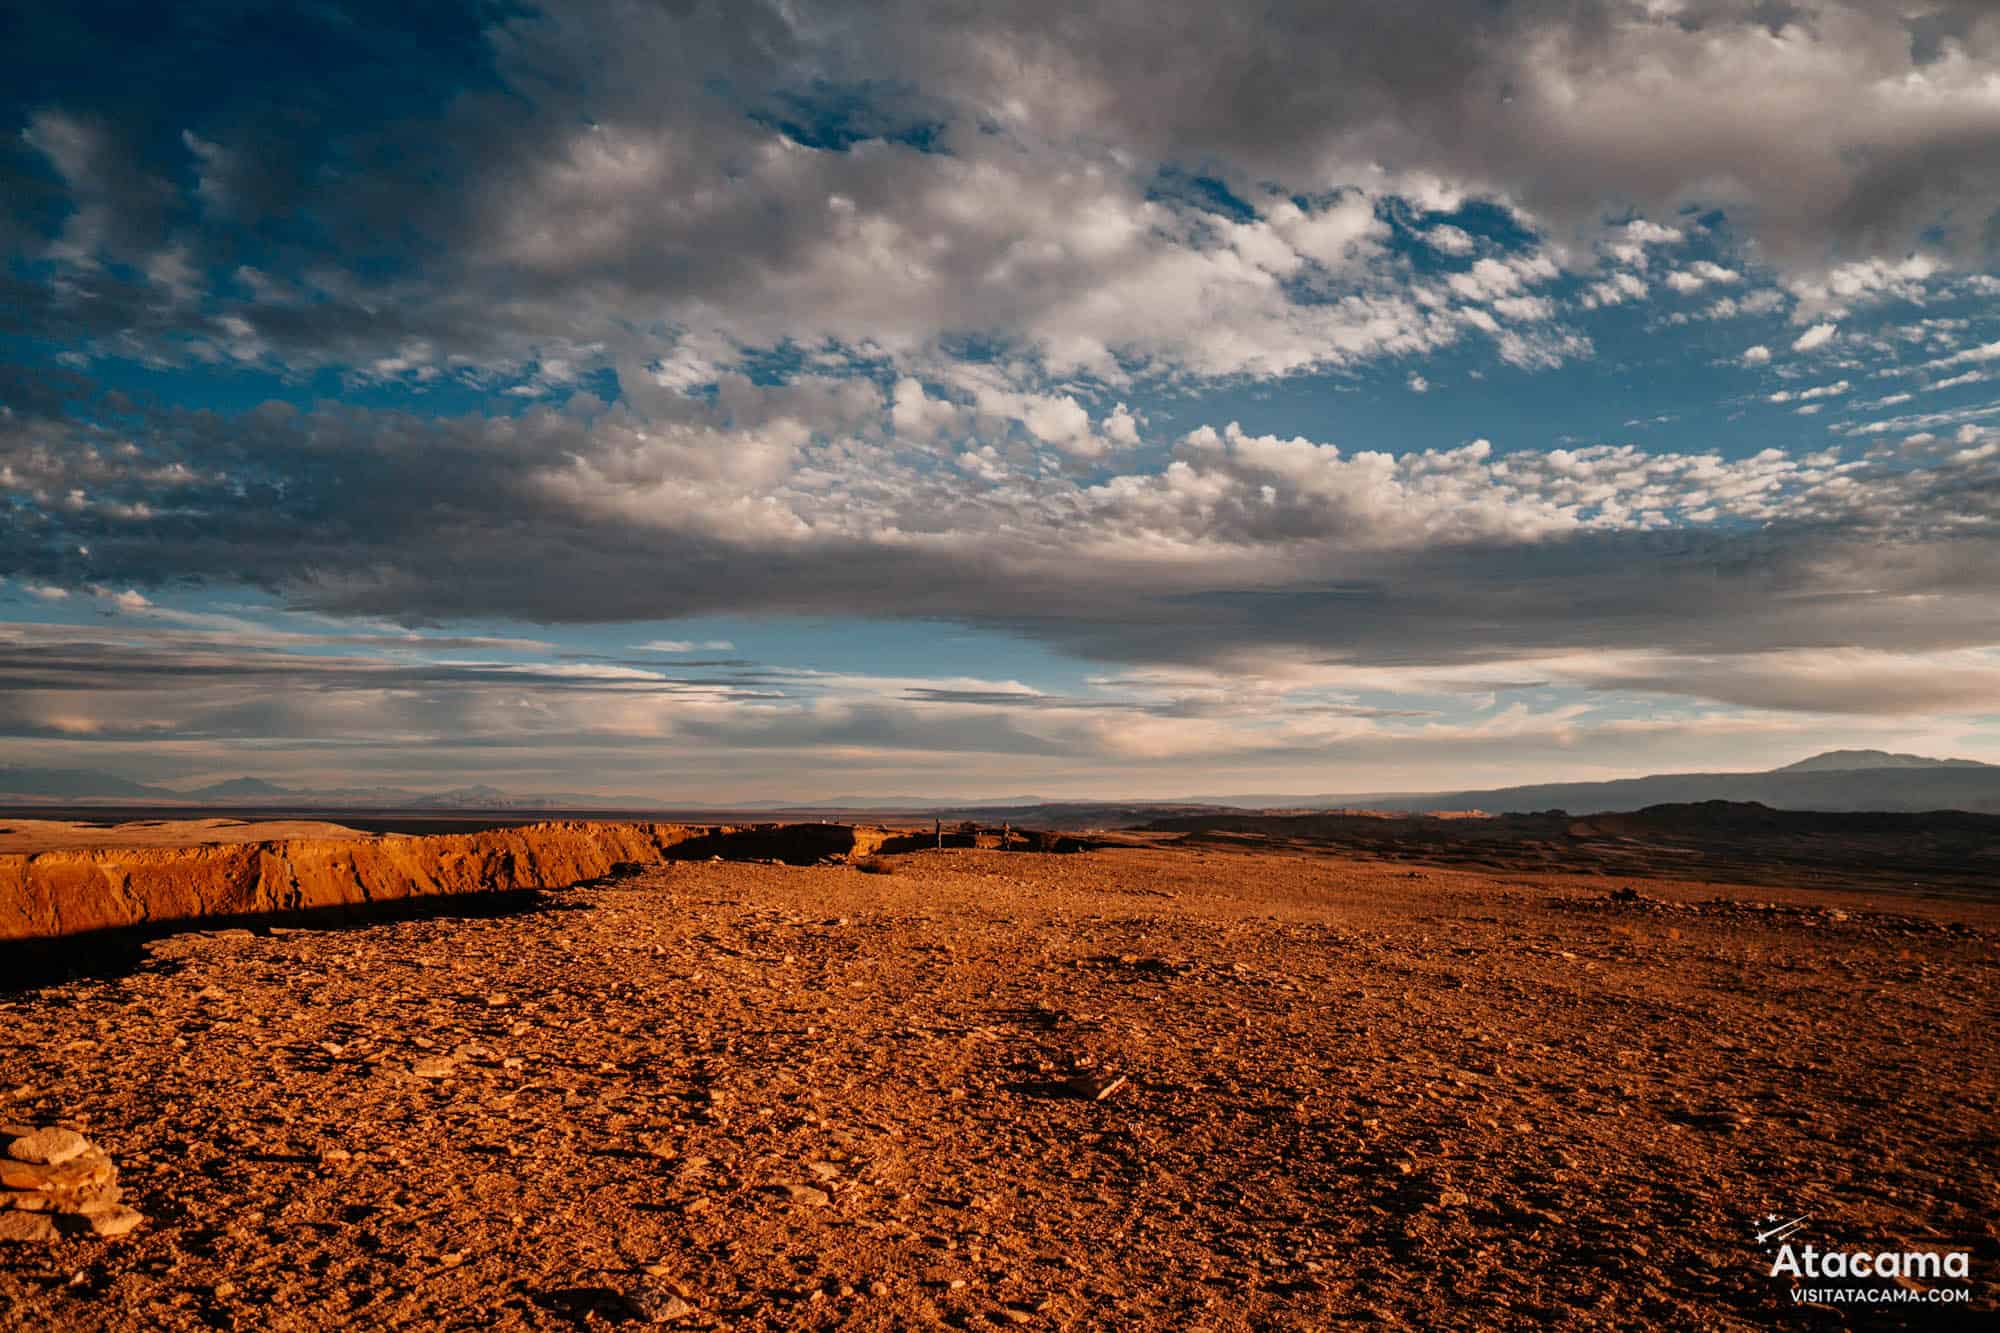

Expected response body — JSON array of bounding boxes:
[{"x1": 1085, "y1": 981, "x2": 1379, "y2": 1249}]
[{"x1": 1, "y1": 844, "x2": 1995, "y2": 1329}]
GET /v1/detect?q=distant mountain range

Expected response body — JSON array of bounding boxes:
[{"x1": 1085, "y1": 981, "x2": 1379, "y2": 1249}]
[
  {"x1": 1284, "y1": 750, "x2": 2000, "y2": 816},
  {"x1": 0, "y1": 769, "x2": 659, "y2": 811},
  {"x1": 1770, "y1": 749, "x2": 1993, "y2": 773},
  {"x1": 1, "y1": 750, "x2": 1996, "y2": 817}
]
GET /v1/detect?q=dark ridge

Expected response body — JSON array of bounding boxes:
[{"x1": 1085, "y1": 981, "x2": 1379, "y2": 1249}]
[{"x1": 1141, "y1": 801, "x2": 2000, "y2": 899}]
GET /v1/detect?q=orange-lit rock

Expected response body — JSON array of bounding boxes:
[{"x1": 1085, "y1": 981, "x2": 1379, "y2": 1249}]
[{"x1": 0, "y1": 821, "x2": 898, "y2": 941}]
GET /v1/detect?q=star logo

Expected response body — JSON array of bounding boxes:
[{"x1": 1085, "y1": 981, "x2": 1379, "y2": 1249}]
[{"x1": 1753, "y1": 1212, "x2": 1811, "y2": 1248}]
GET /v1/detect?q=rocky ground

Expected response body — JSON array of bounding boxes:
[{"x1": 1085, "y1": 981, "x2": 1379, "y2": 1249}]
[{"x1": 0, "y1": 842, "x2": 1994, "y2": 1330}]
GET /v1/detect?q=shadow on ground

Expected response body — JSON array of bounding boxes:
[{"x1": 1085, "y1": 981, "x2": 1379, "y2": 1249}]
[{"x1": 0, "y1": 889, "x2": 580, "y2": 995}]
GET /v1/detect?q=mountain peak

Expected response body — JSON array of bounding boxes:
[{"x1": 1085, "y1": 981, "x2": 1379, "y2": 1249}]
[
  {"x1": 1774, "y1": 749, "x2": 1992, "y2": 774},
  {"x1": 187, "y1": 777, "x2": 297, "y2": 798}
]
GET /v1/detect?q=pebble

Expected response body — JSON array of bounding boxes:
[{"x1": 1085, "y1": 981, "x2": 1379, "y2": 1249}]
[
  {"x1": 624, "y1": 1277, "x2": 697, "y2": 1322},
  {"x1": 650, "y1": 1295, "x2": 696, "y2": 1321}
]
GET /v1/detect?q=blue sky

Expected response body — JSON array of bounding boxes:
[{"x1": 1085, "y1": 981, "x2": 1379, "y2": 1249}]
[{"x1": 4, "y1": 2, "x2": 2000, "y2": 801}]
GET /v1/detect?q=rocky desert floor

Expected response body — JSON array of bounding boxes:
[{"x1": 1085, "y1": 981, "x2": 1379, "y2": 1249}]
[{"x1": 1, "y1": 839, "x2": 1995, "y2": 1330}]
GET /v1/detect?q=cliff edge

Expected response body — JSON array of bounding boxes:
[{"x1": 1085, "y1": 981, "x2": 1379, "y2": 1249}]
[{"x1": 0, "y1": 820, "x2": 897, "y2": 941}]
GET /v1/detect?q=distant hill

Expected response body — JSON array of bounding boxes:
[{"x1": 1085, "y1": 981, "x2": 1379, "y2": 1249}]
[
  {"x1": 1772, "y1": 749, "x2": 1992, "y2": 773},
  {"x1": 0, "y1": 768, "x2": 175, "y2": 800},
  {"x1": 1308, "y1": 751, "x2": 2000, "y2": 817},
  {"x1": 0, "y1": 770, "x2": 662, "y2": 811},
  {"x1": 4, "y1": 749, "x2": 1997, "y2": 819},
  {"x1": 1137, "y1": 799, "x2": 2000, "y2": 895},
  {"x1": 185, "y1": 777, "x2": 295, "y2": 800}
]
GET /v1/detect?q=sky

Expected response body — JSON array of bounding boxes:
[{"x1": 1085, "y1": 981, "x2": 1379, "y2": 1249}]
[{"x1": 4, "y1": 1, "x2": 2000, "y2": 803}]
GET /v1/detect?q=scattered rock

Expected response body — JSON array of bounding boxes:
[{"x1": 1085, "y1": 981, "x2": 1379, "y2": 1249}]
[
  {"x1": 647, "y1": 1294, "x2": 695, "y2": 1322},
  {"x1": 0, "y1": 1212, "x2": 59, "y2": 1244},
  {"x1": 5, "y1": 1127, "x2": 90, "y2": 1166},
  {"x1": 0, "y1": 1126, "x2": 136, "y2": 1241},
  {"x1": 622, "y1": 1276, "x2": 697, "y2": 1322},
  {"x1": 1066, "y1": 1072, "x2": 1128, "y2": 1102},
  {"x1": 82, "y1": 1205, "x2": 145, "y2": 1239},
  {"x1": 0, "y1": 1149, "x2": 115, "y2": 1197}
]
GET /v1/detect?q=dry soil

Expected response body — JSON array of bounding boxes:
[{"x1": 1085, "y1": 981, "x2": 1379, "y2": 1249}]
[{"x1": 1, "y1": 843, "x2": 1994, "y2": 1330}]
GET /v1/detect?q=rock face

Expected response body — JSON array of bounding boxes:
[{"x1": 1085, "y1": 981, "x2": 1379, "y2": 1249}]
[
  {"x1": 0, "y1": 821, "x2": 898, "y2": 942},
  {"x1": 0, "y1": 1124, "x2": 139, "y2": 1240}
]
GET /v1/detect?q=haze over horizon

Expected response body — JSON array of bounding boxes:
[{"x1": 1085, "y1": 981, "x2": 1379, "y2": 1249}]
[{"x1": 7, "y1": 2, "x2": 2000, "y2": 800}]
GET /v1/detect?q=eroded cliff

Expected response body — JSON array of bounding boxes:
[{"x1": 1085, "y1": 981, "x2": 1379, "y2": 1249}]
[{"x1": 0, "y1": 821, "x2": 896, "y2": 941}]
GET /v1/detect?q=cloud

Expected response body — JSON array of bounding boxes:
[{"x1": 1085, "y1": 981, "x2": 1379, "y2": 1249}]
[
  {"x1": 1423, "y1": 225, "x2": 1476, "y2": 256},
  {"x1": 8, "y1": 386, "x2": 2000, "y2": 707},
  {"x1": 1, "y1": 615, "x2": 1981, "y2": 797},
  {"x1": 79, "y1": 586, "x2": 152, "y2": 612},
  {"x1": 637, "y1": 640, "x2": 735, "y2": 653},
  {"x1": 7, "y1": 2, "x2": 2000, "y2": 788},
  {"x1": 1602, "y1": 219, "x2": 1684, "y2": 269},
  {"x1": 1913, "y1": 339, "x2": 2000, "y2": 375},
  {"x1": 1787, "y1": 255, "x2": 1942, "y2": 322},
  {"x1": 1580, "y1": 271, "x2": 1648, "y2": 308},
  {"x1": 1564, "y1": 648, "x2": 2000, "y2": 717},
  {"x1": 1925, "y1": 369, "x2": 1992, "y2": 393},
  {"x1": 884, "y1": 377, "x2": 960, "y2": 442},
  {"x1": 1664, "y1": 262, "x2": 1742, "y2": 294},
  {"x1": 1767, "y1": 381, "x2": 1849, "y2": 404},
  {"x1": 10, "y1": 2, "x2": 2000, "y2": 394}
]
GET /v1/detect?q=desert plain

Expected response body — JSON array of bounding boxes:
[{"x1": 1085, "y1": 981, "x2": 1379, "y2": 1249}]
[{"x1": 0, "y1": 815, "x2": 1995, "y2": 1330}]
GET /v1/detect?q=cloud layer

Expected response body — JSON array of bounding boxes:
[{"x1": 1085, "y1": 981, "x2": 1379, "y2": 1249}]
[
  {"x1": 5, "y1": 2, "x2": 2000, "y2": 790},
  {"x1": 8, "y1": 2, "x2": 2000, "y2": 383}
]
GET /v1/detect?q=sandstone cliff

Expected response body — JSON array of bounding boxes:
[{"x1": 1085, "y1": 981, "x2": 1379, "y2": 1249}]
[{"x1": 0, "y1": 820, "x2": 897, "y2": 942}]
